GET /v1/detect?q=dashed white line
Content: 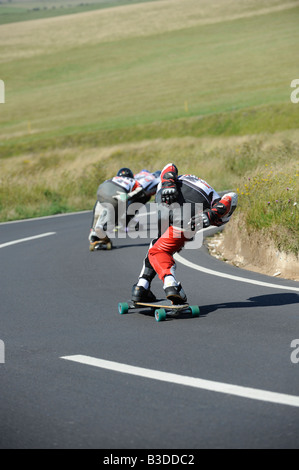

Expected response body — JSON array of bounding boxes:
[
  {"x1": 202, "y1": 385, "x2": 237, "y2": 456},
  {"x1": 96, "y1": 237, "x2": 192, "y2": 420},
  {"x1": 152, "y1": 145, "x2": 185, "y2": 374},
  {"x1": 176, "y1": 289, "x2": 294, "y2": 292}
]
[
  {"x1": 61, "y1": 355, "x2": 299, "y2": 408},
  {"x1": 174, "y1": 253, "x2": 299, "y2": 292},
  {"x1": 0, "y1": 211, "x2": 91, "y2": 225},
  {"x1": 0, "y1": 232, "x2": 56, "y2": 248}
]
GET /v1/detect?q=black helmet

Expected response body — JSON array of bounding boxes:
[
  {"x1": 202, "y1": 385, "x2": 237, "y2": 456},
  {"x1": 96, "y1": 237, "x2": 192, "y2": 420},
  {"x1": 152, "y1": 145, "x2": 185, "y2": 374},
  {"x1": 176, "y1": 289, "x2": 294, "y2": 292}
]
[{"x1": 117, "y1": 167, "x2": 134, "y2": 178}]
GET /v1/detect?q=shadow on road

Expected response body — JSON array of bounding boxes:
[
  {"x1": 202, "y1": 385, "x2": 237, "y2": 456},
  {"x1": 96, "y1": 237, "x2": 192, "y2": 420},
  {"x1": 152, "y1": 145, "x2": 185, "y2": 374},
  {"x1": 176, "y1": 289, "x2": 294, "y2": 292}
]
[
  {"x1": 199, "y1": 293, "x2": 299, "y2": 316},
  {"x1": 119, "y1": 294, "x2": 299, "y2": 321},
  {"x1": 113, "y1": 242, "x2": 150, "y2": 250}
]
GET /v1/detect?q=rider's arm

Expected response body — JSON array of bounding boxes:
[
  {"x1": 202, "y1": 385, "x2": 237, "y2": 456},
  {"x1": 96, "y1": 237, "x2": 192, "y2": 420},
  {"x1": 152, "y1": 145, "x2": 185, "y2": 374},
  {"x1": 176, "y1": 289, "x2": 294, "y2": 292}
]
[
  {"x1": 160, "y1": 163, "x2": 179, "y2": 205},
  {"x1": 204, "y1": 192, "x2": 238, "y2": 227},
  {"x1": 113, "y1": 180, "x2": 143, "y2": 202},
  {"x1": 127, "y1": 184, "x2": 144, "y2": 201}
]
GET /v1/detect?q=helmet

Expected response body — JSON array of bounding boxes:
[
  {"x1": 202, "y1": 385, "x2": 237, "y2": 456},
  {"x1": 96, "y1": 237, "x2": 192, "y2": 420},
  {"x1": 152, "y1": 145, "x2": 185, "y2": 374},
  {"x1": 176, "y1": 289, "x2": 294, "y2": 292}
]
[{"x1": 117, "y1": 167, "x2": 134, "y2": 178}]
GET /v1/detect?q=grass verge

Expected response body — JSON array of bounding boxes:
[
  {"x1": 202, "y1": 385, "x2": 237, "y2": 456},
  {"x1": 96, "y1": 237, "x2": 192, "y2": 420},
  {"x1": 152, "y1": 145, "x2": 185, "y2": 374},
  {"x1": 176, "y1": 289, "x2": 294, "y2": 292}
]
[
  {"x1": 0, "y1": 0, "x2": 159, "y2": 25},
  {"x1": 1, "y1": 129, "x2": 298, "y2": 258}
]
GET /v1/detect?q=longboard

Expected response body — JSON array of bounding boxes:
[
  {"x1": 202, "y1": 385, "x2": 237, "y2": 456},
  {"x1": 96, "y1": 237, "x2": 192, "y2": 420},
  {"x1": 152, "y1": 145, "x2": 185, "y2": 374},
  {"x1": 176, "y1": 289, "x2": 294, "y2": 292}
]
[{"x1": 118, "y1": 300, "x2": 200, "y2": 322}]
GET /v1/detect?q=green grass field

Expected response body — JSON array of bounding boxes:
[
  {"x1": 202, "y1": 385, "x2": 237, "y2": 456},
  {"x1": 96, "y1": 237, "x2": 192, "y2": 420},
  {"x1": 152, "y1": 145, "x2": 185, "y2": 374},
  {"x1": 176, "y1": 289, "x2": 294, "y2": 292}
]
[
  {"x1": 0, "y1": 0, "x2": 298, "y2": 254},
  {"x1": 0, "y1": 0, "x2": 159, "y2": 25},
  {"x1": 1, "y1": 3, "x2": 298, "y2": 139}
]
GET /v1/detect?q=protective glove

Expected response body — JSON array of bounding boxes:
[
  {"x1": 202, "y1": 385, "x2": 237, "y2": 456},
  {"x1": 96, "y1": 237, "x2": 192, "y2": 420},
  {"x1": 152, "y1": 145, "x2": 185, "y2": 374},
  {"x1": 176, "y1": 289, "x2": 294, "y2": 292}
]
[
  {"x1": 161, "y1": 182, "x2": 178, "y2": 205},
  {"x1": 188, "y1": 212, "x2": 210, "y2": 231},
  {"x1": 202, "y1": 212, "x2": 210, "y2": 228},
  {"x1": 160, "y1": 164, "x2": 179, "y2": 205}
]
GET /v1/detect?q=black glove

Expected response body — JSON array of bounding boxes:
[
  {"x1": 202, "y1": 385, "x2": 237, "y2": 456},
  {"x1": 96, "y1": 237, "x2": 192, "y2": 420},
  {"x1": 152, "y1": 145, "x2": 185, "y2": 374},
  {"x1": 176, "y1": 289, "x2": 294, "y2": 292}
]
[
  {"x1": 161, "y1": 181, "x2": 178, "y2": 205},
  {"x1": 202, "y1": 212, "x2": 210, "y2": 228},
  {"x1": 189, "y1": 212, "x2": 210, "y2": 231}
]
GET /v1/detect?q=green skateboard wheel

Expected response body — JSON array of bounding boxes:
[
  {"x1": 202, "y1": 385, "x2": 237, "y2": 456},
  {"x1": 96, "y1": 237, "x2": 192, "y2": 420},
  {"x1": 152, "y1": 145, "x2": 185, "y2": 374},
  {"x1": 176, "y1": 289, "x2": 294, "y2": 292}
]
[
  {"x1": 155, "y1": 308, "x2": 167, "y2": 322},
  {"x1": 190, "y1": 305, "x2": 200, "y2": 317},
  {"x1": 118, "y1": 302, "x2": 129, "y2": 314}
]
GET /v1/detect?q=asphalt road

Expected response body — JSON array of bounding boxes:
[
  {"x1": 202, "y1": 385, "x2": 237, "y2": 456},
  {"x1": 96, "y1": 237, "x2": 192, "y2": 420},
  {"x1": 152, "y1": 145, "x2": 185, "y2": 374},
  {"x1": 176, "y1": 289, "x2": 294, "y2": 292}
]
[{"x1": 0, "y1": 210, "x2": 299, "y2": 450}]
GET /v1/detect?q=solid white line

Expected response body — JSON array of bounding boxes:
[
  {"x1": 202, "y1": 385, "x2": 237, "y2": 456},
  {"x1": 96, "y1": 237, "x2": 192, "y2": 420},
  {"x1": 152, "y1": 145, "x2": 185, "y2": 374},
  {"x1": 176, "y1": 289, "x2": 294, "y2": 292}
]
[
  {"x1": 174, "y1": 253, "x2": 299, "y2": 292},
  {"x1": 61, "y1": 355, "x2": 299, "y2": 408},
  {"x1": 0, "y1": 232, "x2": 56, "y2": 248}
]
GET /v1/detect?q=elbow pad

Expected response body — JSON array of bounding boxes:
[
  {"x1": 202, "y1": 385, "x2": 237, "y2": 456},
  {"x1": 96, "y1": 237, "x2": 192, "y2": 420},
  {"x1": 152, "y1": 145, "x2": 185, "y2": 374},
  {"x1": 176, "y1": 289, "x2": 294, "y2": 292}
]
[
  {"x1": 161, "y1": 163, "x2": 178, "y2": 185},
  {"x1": 161, "y1": 163, "x2": 179, "y2": 205}
]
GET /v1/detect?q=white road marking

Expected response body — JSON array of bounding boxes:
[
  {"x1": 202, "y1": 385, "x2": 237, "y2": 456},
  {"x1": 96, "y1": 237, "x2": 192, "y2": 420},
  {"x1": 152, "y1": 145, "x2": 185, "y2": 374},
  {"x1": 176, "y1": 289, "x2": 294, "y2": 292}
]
[
  {"x1": 0, "y1": 232, "x2": 56, "y2": 248},
  {"x1": 174, "y1": 253, "x2": 299, "y2": 292},
  {"x1": 0, "y1": 211, "x2": 91, "y2": 225},
  {"x1": 1, "y1": 210, "x2": 297, "y2": 292},
  {"x1": 61, "y1": 355, "x2": 299, "y2": 408}
]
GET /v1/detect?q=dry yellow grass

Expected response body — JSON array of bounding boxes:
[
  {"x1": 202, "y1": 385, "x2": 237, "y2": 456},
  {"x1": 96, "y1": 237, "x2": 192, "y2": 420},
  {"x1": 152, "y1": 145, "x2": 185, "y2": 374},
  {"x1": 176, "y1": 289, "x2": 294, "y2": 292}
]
[
  {"x1": 0, "y1": 0, "x2": 298, "y2": 62},
  {"x1": 2, "y1": 128, "x2": 298, "y2": 190}
]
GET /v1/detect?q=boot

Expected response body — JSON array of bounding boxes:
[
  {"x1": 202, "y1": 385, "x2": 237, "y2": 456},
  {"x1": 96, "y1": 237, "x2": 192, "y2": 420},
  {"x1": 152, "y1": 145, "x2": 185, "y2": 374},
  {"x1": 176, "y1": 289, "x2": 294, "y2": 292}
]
[
  {"x1": 164, "y1": 283, "x2": 187, "y2": 305},
  {"x1": 131, "y1": 284, "x2": 156, "y2": 302}
]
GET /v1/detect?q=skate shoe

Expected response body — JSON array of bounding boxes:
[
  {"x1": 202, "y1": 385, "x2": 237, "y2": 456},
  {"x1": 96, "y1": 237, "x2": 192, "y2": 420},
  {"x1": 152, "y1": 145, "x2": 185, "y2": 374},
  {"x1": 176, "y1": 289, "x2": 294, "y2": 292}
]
[
  {"x1": 131, "y1": 284, "x2": 156, "y2": 302},
  {"x1": 89, "y1": 234, "x2": 100, "y2": 251},
  {"x1": 164, "y1": 283, "x2": 187, "y2": 305},
  {"x1": 90, "y1": 235, "x2": 112, "y2": 251}
]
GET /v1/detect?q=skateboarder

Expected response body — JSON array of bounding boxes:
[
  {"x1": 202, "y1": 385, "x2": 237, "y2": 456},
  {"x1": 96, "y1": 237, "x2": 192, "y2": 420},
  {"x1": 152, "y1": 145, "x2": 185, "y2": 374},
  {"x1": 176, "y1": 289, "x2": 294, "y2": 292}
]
[
  {"x1": 89, "y1": 168, "x2": 161, "y2": 250},
  {"x1": 131, "y1": 163, "x2": 238, "y2": 304}
]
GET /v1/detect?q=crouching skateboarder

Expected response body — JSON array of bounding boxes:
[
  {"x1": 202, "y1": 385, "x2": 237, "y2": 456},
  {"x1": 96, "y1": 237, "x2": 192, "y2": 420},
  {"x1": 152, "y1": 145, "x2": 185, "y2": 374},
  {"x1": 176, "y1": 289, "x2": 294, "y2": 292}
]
[
  {"x1": 131, "y1": 163, "x2": 238, "y2": 304},
  {"x1": 89, "y1": 167, "x2": 160, "y2": 250}
]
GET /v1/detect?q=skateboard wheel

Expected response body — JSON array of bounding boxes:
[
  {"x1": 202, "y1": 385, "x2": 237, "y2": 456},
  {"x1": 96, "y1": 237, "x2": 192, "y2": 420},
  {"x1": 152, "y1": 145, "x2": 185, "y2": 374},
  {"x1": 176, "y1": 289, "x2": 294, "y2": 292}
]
[
  {"x1": 118, "y1": 302, "x2": 129, "y2": 314},
  {"x1": 89, "y1": 242, "x2": 99, "y2": 252},
  {"x1": 106, "y1": 242, "x2": 112, "y2": 250},
  {"x1": 190, "y1": 305, "x2": 200, "y2": 317},
  {"x1": 155, "y1": 308, "x2": 167, "y2": 322}
]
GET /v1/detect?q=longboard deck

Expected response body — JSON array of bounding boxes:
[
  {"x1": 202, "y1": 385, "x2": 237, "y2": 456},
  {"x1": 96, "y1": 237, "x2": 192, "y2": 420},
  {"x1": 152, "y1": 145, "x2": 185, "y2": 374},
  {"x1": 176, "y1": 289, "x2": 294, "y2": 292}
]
[
  {"x1": 133, "y1": 301, "x2": 189, "y2": 310},
  {"x1": 118, "y1": 300, "x2": 200, "y2": 321}
]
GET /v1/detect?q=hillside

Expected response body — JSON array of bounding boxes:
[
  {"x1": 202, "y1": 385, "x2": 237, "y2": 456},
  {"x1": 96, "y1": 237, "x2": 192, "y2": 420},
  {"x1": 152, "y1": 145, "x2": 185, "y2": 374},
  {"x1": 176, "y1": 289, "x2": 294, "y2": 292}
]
[{"x1": 0, "y1": 0, "x2": 298, "y2": 276}]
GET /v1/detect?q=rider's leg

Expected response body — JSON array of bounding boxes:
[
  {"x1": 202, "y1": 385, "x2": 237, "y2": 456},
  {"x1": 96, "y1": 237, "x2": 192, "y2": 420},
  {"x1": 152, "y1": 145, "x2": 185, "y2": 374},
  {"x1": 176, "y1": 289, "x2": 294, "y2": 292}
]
[
  {"x1": 131, "y1": 239, "x2": 158, "y2": 302},
  {"x1": 148, "y1": 226, "x2": 187, "y2": 303},
  {"x1": 89, "y1": 202, "x2": 114, "y2": 250}
]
